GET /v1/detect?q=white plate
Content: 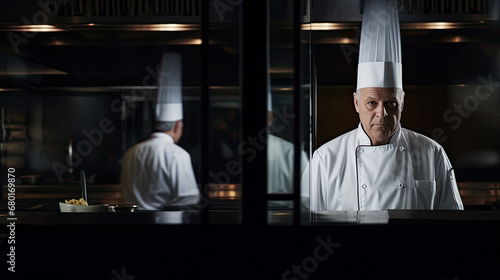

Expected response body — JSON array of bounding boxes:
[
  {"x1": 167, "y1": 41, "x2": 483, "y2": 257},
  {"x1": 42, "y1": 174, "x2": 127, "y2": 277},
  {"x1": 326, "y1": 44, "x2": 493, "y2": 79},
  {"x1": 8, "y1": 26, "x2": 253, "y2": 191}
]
[{"x1": 59, "y1": 202, "x2": 108, "y2": 213}]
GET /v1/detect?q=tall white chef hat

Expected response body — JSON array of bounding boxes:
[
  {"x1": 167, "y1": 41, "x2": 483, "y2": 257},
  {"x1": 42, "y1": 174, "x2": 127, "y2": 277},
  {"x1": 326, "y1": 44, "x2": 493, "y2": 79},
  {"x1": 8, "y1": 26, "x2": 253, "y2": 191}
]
[
  {"x1": 155, "y1": 52, "x2": 183, "y2": 122},
  {"x1": 357, "y1": 0, "x2": 402, "y2": 91}
]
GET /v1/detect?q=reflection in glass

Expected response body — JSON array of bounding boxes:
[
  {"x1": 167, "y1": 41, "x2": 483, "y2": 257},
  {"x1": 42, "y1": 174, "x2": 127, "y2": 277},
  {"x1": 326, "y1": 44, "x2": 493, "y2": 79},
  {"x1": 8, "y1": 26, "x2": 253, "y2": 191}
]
[
  {"x1": 267, "y1": 94, "x2": 309, "y2": 195},
  {"x1": 199, "y1": 2, "x2": 242, "y2": 221},
  {"x1": 266, "y1": 1, "x2": 312, "y2": 221}
]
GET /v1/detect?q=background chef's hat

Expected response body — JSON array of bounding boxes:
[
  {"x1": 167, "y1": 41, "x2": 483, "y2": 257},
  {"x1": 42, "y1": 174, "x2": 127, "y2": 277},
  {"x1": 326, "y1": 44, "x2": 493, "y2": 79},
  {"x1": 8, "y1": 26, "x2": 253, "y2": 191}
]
[
  {"x1": 155, "y1": 52, "x2": 183, "y2": 122},
  {"x1": 357, "y1": 0, "x2": 402, "y2": 91}
]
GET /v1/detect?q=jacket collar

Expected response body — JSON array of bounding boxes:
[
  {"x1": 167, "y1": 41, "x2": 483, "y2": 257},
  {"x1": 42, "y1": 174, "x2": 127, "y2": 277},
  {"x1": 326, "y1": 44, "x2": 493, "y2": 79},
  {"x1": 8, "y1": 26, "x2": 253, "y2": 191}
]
[
  {"x1": 151, "y1": 132, "x2": 174, "y2": 143},
  {"x1": 356, "y1": 122, "x2": 401, "y2": 146}
]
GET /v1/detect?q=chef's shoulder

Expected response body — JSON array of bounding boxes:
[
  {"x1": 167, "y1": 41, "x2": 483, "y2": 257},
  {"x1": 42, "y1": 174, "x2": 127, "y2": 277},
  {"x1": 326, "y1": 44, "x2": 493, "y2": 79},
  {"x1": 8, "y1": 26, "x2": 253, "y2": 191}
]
[
  {"x1": 169, "y1": 143, "x2": 192, "y2": 159},
  {"x1": 313, "y1": 128, "x2": 357, "y2": 161},
  {"x1": 150, "y1": 137, "x2": 192, "y2": 159},
  {"x1": 401, "y1": 127, "x2": 447, "y2": 155},
  {"x1": 268, "y1": 134, "x2": 294, "y2": 150},
  {"x1": 124, "y1": 137, "x2": 154, "y2": 153},
  {"x1": 123, "y1": 140, "x2": 144, "y2": 157},
  {"x1": 127, "y1": 137, "x2": 190, "y2": 157}
]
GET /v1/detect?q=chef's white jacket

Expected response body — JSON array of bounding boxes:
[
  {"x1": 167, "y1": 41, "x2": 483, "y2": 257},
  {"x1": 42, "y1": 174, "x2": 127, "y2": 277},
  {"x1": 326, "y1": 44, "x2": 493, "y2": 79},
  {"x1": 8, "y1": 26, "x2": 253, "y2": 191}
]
[
  {"x1": 121, "y1": 132, "x2": 200, "y2": 210},
  {"x1": 267, "y1": 134, "x2": 309, "y2": 194},
  {"x1": 308, "y1": 123, "x2": 464, "y2": 211}
]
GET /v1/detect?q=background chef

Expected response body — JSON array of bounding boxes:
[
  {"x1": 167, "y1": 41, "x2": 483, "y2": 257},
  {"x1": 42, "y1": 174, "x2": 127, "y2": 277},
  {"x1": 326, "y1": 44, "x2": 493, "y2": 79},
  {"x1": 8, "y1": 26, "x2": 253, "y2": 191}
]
[
  {"x1": 121, "y1": 52, "x2": 200, "y2": 210},
  {"x1": 308, "y1": 0, "x2": 464, "y2": 211}
]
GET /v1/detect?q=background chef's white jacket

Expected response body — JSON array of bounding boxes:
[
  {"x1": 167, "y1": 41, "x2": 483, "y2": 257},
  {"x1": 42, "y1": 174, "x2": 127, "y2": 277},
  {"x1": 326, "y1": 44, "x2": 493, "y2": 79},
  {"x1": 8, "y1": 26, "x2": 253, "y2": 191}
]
[
  {"x1": 267, "y1": 134, "x2": 309, "y2": 194},
  {"x1": 121, "y1": 132, "x2": 200, "y2": 210},
  {"x1": 307, "y1": 123, "x2": 464, "y2": 211}
]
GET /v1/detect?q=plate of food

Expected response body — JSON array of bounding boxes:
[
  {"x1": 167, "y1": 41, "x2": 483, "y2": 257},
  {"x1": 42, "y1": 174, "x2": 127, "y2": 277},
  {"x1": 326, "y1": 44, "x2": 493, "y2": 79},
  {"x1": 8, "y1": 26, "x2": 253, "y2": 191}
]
[{"x1": 59, "y1": 198, "x2": 108, "y2": 213}]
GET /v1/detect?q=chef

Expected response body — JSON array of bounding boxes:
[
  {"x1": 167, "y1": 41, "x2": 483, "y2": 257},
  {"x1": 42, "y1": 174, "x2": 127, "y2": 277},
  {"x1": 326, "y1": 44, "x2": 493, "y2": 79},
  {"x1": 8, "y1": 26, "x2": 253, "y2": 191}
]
[
  {"x1": 121, "y1": 52, "x2": 200, "y2": 210},
  {"x1": 308, "y1": 0, "x2": 463, "y2": 211}
]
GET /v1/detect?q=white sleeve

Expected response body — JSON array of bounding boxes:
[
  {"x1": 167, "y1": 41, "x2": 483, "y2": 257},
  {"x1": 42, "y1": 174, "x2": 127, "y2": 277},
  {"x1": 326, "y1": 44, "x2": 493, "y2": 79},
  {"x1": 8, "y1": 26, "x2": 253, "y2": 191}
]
[
  {"x1": 170, "y1": 151, "x2": 200, "y2": 205},
  {"x1": 435, "y1": 148, "x2": 464, "y2": 210},
  {"x1": 300, "y1": 159, "x2": 310, "y2": 210},
  {"x1": 309, "y1": 150, "x2": 329, "y2": 211}
]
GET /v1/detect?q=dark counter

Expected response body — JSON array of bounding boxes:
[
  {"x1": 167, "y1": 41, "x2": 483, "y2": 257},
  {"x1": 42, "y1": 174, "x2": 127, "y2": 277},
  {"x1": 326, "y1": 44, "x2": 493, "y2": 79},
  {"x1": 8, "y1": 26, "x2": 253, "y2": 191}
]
[{"x1": 1, "y1": 210, "x2": 499, "y2": 280}]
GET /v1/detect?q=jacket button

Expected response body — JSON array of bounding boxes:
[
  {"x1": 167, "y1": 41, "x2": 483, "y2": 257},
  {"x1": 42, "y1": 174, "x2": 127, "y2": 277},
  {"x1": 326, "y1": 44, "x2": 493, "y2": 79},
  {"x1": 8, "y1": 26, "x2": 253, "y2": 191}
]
[
  {"x1": 399, "y1": 146, "x2": 405, "y2": 152},
  {"x1": 397, "y1": 183, "x2": 404, "y2": 189},
  {"x1": 362, "y1": 184, "x2": 367, "y2": 189}
]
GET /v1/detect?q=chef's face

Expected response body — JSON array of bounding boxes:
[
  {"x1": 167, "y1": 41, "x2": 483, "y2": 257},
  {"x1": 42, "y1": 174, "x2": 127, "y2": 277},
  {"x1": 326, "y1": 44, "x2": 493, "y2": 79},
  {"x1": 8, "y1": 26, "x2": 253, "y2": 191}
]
[{"x1": 353, "y1": 87, "x2": 404, "y2": 145}]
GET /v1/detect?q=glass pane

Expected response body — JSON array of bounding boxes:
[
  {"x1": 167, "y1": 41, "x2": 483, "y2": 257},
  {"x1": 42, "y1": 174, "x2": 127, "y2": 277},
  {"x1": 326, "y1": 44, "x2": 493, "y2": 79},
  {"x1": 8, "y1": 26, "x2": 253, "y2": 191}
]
[
  {"x1": 268, "y1": 0, "x2": 312, "y2": 225},
  {"x1": 268, "y1": 1, "x2": 296, "y2": 194},
  {"x1": 267, "y1": 0, "x2": 311, "y2": 223},
  {"x1": 301, "y1": 1, "x2": 312, "y2": 216},
  {"x1": 205, "y1": 1, "x2": 242, "y2": 224},
  {"x1": 0, "y1": 3, "x2": 203, "y2": 217},
  {"x1": 308, "y1": 1, "x2": 499, "y2": 212}
]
